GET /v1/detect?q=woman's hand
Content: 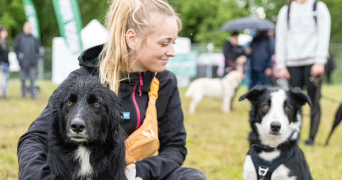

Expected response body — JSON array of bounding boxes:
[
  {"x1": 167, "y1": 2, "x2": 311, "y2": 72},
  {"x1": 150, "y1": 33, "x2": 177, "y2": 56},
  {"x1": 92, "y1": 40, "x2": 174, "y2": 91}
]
[
  {"x1": 126, "y1": 164, "x2": 136, "y2": 170},
  {"x1": 311, "y1": 63, "x2": 325, "y2": 77},
  {"x1": 278, "y1": 68, "x2": 291, "y2": 79},
  {"x1": 245, "y1": 48, "x2": 252, "y2": 55},
  {"x1": 126, "y1": 164, "x2": 143, "y2": 180},
  {"x1": 237, "y1": 55, "x2": 247, "y2": 65},
  {"x1": 265, "y1": 68, "x2": 273, "y2": 77}
]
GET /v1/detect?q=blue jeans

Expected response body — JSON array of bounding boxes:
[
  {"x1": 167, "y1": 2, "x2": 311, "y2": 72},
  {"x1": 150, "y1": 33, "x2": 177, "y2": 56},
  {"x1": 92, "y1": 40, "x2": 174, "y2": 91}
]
[
  {"x1": 0, "y1": 62, "x2": 9, "y2": 97},
  {"x1": 163, "y1": 167, "x2": 207, "y2": 180}
]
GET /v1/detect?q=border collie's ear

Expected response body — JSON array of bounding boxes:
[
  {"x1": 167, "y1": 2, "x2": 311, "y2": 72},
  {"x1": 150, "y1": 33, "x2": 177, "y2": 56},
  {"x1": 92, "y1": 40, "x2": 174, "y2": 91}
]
[
  {"x1": 239, "y1": 86, "x2": 267, "y2": 102},
  {"x1": 289, "y1": 87, "x2": 312, "y2": 107}
]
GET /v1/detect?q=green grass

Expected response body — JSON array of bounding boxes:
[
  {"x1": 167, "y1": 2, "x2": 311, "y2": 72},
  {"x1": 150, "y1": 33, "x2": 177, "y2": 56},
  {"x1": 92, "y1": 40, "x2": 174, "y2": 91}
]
[{"x1": 1, "y1": 80, "x2": 342, "y2": 179}]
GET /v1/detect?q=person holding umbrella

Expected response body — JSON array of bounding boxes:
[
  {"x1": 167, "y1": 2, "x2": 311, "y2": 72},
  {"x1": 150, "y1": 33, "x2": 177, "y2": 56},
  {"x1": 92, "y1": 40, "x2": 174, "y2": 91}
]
[{"x1": 276, "y1": 0, "x2": 331, "y2": 145}]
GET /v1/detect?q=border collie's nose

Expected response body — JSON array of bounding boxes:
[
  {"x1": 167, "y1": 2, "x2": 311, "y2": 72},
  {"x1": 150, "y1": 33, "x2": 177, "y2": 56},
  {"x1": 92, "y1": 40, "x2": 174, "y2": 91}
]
[
  {"x1": 270, "y1": 121, "x2": 281, "y2": 132},
  {"x1": 71, "y1": 119, "x2": 86, "y2": 133}
]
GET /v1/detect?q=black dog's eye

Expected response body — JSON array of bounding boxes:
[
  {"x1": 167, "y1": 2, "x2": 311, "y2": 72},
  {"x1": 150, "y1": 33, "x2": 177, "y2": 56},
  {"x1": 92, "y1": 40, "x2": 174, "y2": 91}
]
[
  {"x1": 94, "y1": 102, "x2": 101, "y2": 107},
  {"x1": 264, "y1": 105, "x2": 269, "y2": 110},
  {"x1": 66, "y1": 101, "x2": 73, "y2": 106},
  {"x1": 284, "y1": 106, "x2": 290, "y2": 112}
]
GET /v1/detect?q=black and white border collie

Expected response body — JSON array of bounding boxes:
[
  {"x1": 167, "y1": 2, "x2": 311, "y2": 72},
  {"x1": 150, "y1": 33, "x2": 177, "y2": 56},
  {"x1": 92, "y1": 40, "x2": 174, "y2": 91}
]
[
  {"x1": 48, "y1": 77, "x2": 127, "y2": 180},
  {"x1": 239, "y1": 86, "x2": 313, "y2": 180}
]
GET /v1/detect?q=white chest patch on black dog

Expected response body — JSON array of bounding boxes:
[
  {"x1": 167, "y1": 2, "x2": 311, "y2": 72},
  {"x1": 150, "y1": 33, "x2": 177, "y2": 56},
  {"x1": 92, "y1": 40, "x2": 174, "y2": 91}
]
[
  {"x1": 75, "y1": 146, "x2": 93, "y2": 177},
  {"x1": 272, "y1": 165, "x2": 297, "y2": 180}
]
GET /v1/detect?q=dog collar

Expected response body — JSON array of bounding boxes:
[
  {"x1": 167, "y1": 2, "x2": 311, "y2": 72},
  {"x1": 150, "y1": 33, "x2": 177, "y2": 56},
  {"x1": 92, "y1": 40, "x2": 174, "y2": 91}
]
[{"x1": 252, "y1": 144, "x2": 277, "y2": 153}]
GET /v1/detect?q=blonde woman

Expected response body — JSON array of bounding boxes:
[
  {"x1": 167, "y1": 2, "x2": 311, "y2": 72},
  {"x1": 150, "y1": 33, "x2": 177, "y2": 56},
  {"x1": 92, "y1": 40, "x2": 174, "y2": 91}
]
[{"x1": 17, "y1": 0, "x2": 207, "y2": 179}]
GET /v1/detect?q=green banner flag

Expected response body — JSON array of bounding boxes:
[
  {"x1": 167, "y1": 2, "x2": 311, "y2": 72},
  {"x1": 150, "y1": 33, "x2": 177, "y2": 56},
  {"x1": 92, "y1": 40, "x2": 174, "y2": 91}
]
[
  {"x1": 22, "y1": 0, "x2": 41, "y2": 40},
  {"x1": 53, "y1": 0, "x2": 83, "y2": 54}
]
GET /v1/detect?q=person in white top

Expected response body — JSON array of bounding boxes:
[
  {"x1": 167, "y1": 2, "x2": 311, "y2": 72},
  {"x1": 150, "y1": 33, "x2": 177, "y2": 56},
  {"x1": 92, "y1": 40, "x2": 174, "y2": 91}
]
[{"x1": 276, "y1": 0, "x2": 331, "y2": 145}]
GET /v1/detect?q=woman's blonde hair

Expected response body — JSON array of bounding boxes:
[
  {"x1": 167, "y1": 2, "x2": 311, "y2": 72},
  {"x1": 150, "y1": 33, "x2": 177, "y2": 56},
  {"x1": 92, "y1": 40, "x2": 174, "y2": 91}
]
[{"x1": 99, "y1": 0, "x2": 181, "y2": 93}]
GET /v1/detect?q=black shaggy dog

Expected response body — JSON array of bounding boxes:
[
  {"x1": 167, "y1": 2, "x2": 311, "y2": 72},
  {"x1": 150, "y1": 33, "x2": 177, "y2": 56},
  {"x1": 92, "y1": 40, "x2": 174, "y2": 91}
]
[
  {"x1": 240, "y1": 86, "x2": 313, "y2": 180},
  {"x1": 47, "y1": 76, "x2": 127, "y2": 180}
]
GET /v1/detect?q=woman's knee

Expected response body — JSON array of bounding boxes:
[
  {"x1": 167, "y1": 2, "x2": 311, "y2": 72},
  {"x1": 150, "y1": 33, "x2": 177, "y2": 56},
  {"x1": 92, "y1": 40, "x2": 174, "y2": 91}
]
[{"x1": 167, "y1": 167, "x2": 207, "y2": 180}]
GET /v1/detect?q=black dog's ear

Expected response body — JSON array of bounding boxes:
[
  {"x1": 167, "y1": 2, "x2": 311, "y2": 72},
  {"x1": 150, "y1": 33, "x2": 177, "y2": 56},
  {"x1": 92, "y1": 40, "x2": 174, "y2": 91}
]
[
  {"x1": 289, "y1": 87, "x2": 312, "y2": 107},
  {"x1": 239, "y1": 85, "x2": 267, "y2": 102}
]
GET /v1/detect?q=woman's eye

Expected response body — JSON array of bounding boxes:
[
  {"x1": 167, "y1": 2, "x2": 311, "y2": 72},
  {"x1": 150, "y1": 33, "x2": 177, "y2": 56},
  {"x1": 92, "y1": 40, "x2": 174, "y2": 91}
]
[
  {"x1": 285, "y1": 107, "x2": 290, "y2": 111},
  {"x1": 94, "y1": 102, "x2": 101, "y2": 107},
  {"x1": 66, "y1": 101, "x2": 73, "y2": 106},
  {"x1": 161, "y1": 44, "x2": 168, "y2": 47},
  {"x1": 264, "y1": 105, "x2": 269, "y2": 110}
]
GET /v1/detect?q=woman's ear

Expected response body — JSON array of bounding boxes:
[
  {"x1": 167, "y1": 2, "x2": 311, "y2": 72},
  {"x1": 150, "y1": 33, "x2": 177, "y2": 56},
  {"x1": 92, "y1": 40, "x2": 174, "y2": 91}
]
[{"x1": 126, "y1": 29, "x2": 137, "y2": 49}]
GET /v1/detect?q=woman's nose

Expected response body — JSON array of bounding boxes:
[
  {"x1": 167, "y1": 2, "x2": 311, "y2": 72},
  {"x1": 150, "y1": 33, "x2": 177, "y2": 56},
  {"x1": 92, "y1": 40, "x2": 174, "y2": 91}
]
[{"x1": 166, "y1": 45, "x2": 176, "y2": 57}]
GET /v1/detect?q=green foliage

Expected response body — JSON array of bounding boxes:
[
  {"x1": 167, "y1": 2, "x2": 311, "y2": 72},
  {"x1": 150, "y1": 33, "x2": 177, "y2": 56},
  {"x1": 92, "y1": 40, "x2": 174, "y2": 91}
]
[{"x1": 0, "y1": 0, "x2": 341, "y2": 46}]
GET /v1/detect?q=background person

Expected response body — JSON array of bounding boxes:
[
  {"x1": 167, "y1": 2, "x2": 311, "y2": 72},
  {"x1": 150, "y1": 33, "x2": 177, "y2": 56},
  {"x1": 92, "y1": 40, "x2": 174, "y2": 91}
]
[
  {"x1": 222, "y1": 31, "x2": 247, "y2": 74},
  {"x1": 17, "y1": 0, "x2": 207, "y2": 179},
  {"x1": 246, "y1": 31, "x2": 274, "y2": 89},
  {"x1": 0, "y1": 27, "x2": 10, "y2": 99},
  {"x1": 14, "y1": 22, "x2": 40, "y2": 99},
  {"x1": 276, "y1": 0, "x2": 331, "y2": 145}
]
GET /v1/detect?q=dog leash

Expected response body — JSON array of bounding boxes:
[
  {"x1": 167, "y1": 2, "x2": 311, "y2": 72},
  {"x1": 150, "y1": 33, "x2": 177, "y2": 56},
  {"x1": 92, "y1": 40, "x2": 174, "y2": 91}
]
[{"x1": 310, "y1": 75, "x2": 341, "y2": 104}]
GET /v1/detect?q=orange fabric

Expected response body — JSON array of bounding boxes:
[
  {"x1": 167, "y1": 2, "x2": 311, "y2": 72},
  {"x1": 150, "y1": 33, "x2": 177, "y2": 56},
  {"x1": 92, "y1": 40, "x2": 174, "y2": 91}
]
[{"x1": 125, "y1": 76, "x2": 160, "y2": 165}]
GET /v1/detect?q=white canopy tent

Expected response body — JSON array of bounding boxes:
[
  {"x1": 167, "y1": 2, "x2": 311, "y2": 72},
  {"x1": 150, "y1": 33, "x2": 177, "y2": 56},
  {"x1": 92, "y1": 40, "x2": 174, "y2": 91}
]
[{"x1": 52, "y1": 19, "x2": 109, "y2": 84}]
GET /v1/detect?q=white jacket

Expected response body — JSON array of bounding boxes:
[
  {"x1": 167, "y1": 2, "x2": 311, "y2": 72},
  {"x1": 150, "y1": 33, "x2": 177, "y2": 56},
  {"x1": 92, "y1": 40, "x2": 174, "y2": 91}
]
[{"x1": 276, "y1": 0, "x2": 331, "y2": 69}]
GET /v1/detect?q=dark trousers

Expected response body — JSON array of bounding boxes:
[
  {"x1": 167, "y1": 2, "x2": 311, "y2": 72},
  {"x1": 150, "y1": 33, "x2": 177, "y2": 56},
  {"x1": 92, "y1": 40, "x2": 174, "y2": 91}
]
[
  {"x1": 20, "y1": 67, "x2": 36, "y2": 98},
  {"x1": 249, "y1": 70, "x2": 270, "y2": 90},
  {"x1": 287, "y1": 65, "x2": 322, "y2": 141},
  {"x1": 163, "y1": 167, "x2": 207, "y2": 180}
]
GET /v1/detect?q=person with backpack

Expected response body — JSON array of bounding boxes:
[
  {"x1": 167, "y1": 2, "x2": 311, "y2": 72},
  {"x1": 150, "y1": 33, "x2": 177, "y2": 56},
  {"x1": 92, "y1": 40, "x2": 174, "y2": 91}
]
[
  {"x1": 14, "y1": 22, "x2": 40, "y2": 99},
  {"x1": 276, "y1": 0, "x2": 331, "y2": 145}
]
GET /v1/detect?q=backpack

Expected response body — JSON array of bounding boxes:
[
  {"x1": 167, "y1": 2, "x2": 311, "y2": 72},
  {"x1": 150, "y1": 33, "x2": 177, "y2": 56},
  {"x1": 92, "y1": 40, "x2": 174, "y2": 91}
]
[{"x1": 287, "y1": 0, "x2": 318, "y2": 30}]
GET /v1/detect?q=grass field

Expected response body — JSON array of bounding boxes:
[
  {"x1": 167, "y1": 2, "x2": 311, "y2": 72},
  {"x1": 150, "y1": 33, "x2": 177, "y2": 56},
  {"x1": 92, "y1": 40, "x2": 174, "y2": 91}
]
[{"x1": 0, "y1": 80, "x2": 342, "y2": 180}]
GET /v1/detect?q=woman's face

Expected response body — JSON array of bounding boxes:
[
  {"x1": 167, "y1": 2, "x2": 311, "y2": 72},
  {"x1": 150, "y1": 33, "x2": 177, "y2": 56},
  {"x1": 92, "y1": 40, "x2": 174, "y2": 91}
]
[
  {"x1": 0, "y1": 30, "x2": 8, "y2": 40},
  {"x1": 131, "y1": 16, "x2": 178, "y2": 72}
]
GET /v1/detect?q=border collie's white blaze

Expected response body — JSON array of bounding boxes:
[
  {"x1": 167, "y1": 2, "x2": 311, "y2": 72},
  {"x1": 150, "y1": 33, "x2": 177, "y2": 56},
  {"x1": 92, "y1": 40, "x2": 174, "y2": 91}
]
[
  {"x1": 76, "y1": 146, "x2": 93, "y2": 177},
  {"x1": 256, "y1": 90, "x2": 301, "y2": 148},
  {"x1": 240, "y1": 86, "x2": 313, "y2": 180}
]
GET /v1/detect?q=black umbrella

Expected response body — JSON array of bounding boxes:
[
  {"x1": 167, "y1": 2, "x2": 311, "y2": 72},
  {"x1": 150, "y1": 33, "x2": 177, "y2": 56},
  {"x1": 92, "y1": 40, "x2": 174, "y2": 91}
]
[
  {"x1": 325, "y1": 102, "x2": 342, "y2": 146},
  {"x1": 221, "y1": 17, "x2": 275, "y2": 31}
]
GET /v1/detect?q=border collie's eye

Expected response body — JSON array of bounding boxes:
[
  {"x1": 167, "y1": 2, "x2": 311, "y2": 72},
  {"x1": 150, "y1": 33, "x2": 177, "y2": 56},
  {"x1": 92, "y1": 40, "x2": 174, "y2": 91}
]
[
  {"x1": 66, "y1": 101, "x2": 73, "y2": 106},
  {"x1": 264, "y1": 105, "x2": 269, "y2": 110},
  {"x1": 94, "y1": 102, "x2": 101, "y2": 107},
  {"x1": 285, "y1": 106, "x2": 290, "y2": 111}
]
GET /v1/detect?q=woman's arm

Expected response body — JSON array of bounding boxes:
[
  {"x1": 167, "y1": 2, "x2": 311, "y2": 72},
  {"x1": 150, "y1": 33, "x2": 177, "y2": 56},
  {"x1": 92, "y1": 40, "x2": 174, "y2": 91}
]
[{"x1": 135, "y1": 75, "x2": 187, "y2": 180}]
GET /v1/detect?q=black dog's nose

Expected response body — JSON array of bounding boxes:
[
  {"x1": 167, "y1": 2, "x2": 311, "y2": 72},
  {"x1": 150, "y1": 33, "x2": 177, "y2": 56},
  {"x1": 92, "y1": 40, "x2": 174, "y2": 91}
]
[
  {"x1": 270, "y1": 121, "x2": 281, "y2": 132},
  {"x1": 71, "y1": 119, "x2": 86, "y2": 133}
]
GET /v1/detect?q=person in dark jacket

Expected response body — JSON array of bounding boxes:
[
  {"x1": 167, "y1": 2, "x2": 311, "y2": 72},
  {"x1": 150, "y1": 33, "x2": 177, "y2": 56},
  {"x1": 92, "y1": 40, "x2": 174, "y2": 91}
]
[
  {"x1": 14, "y1": 22, "x2": 40, "y2": 99},
  {"x1": 247, "y1": 31, "x2": 274, "y2": 89},
  {"x1": 222, "y1": 31, "x2": 247, "y2": 74},
  {"x1": 0, "y1": 27, "x2": 10, "y2": 99},
  {"x1": 17, "y1": 0, "x2": 207, "y2": 180}
]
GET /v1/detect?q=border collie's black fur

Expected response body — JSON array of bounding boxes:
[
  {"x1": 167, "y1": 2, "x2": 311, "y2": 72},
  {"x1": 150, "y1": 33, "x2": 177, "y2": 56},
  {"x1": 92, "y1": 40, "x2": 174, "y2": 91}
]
[
  {"x1": 240, "y1": 86, "x2": 313, "y2": 180},
  {"x1": 47, "y1": 77, "x2": 127, "y2": 180}
]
